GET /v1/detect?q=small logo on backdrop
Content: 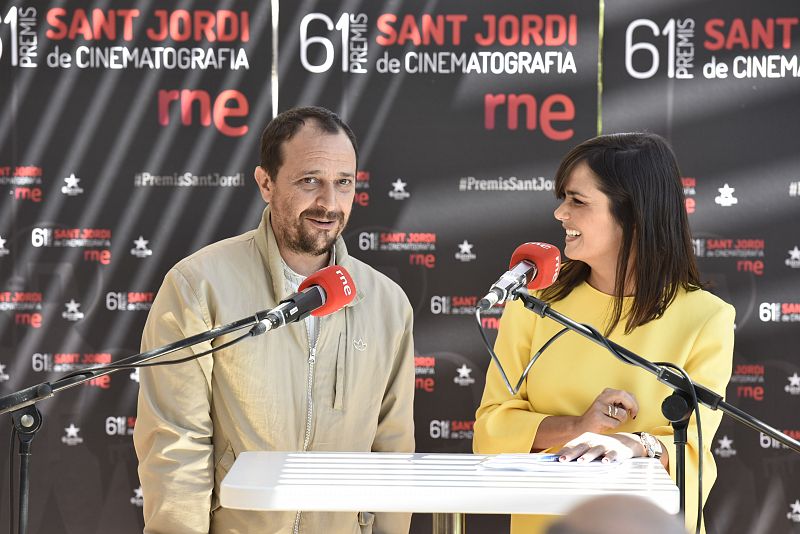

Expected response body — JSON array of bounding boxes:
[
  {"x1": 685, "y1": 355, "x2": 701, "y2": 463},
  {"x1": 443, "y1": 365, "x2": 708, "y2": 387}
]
[
  {"x1": 389, "y1": 179, "x2": 410, "y2": 200},
  {"x1": 62, "y1": 424, "x2": 83, "y2": 446},
  {"x1": 130, "y1": 236, "x2": 153, "y2": 258},
  {"x1": 681, "y1": 177, "x2": 696, "y2": 214},
  {"x1": 0, "y1": 236, "x2": 9, "y2": 257},
  {"x1": 785, "y1": 373, "x2": 800, "y2": 395},
  {"x1": 453, "y1": 364, "x2": 476, "y2": 387},
  {"x1": 130, "y1": 486, "x2": 144, "y2": 507},
  {"x1": 0, "y1": 363, "x2": 9, "y2": 382},
  {"x1": 790, "y1": 181, "x2": 800, "y2": 197},
  {"x1": 714, "y1": 435, "x2": 737, "y2": 458},
  {"x1": 62, "y1": 299, "x2": 84, "y2": 321},
  {"x1": 353, "y1": 338, "x2": 367, "y2": 352},
  {"x1": 787, "y1": 500, "x2": 800, "y2": 523},
  {"x1": 455, "y1": 240, "x2": 477, "y2": 262},
  {"x1": 714, "y1": 183, "x2": 737, "y2": 207},
  {"x1": 61, "y1": 173, "x2": 84, "y2": 196},
  {"x1": 430, "y1": 419, "x2": 474, "y2": 440},
  {"x1": 786, "y1": 247, "x2": 800, "y2": 269},
  {"x1": 130, "y1": 368, "x2": 140, "y2": 383}
]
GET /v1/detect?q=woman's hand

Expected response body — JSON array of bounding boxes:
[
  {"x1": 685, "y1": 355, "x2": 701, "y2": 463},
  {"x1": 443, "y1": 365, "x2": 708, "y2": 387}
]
[
  {"x1": 576, "y1": 388, "x2": 639, "y2": 435},
  {"x1": 556, "y1": 432, "x2": 645, "y2": 463}
]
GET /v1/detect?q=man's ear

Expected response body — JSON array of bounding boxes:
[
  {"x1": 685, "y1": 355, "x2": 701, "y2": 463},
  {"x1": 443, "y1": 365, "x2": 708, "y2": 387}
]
[{"x1": 254, "y1": 166, "x2": 273, "y2": 203}]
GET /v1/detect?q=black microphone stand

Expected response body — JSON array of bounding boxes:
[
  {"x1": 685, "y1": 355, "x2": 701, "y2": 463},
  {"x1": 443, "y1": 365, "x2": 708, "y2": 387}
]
[
  {"x1": 512, "y1": 289, "x2": 800, "y2": 515},
  {"x1": 0, "y1": 310, "x2": 272, "y2": 534}
]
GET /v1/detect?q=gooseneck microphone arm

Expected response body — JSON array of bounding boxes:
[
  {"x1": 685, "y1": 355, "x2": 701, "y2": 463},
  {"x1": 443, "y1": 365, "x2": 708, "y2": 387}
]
[
  {"x1": 0, "y1": 285, "x2": 344, "y2": 534},
  {"x1": 512, "y1": 288, "x2": 800, "y2": 451},
  {"x1": 514, "y1": 288, "x2": 800, "y2": 452}
]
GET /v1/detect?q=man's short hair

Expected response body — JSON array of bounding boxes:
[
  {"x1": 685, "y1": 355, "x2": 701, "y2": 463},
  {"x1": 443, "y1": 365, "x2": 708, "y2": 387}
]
[{"x1": 259, "y1": 106, "x2": 359, "y2": 180}]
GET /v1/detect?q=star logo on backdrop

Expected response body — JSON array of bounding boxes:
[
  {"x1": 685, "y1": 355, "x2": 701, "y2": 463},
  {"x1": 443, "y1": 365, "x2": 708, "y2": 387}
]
[
  {"x1": 389, "y1": 179, "x2": 410, "y2": 200},
  {"x1": 454, "y1": 364, "x2": 475, "y2": 386},
  {"x1": 61, "y1": 173, "x2": 84, "y2": 196},
  {"x1": 62, "y1": 299, "x2": 85, "y2": 321},
  {"x1": 714, "y1": 183, "x2": 738, "y2": 207},
  {"x1": 786, "y1": 246, "x2": 800, "y2": 268},
  {"x1": 61, "y1": 423, "x2": 84, "y2": 446},
  {"x1": 130, "y1": 486, "x2": 144, "y2": 507},
  {"x1": 130, "y1": 368, "x2": 140, "y2": 383},
  {"x1": 714, "y1": 435, "x2": 737, "y2": 458},
  {"x1": 130, "y1": 236, "x2": 153, "y2": 258},
  {"x1": 785, "y1": 373, "x2": 800, "y2": 395},
  {"x1": 788, "y1": 500, "x2": 800, "y2": 522},
  {"x1": 455, "y1": 240, "x2": 477, "y2": 262},
  {"x1": 0, "y1": 235, "x2": 8, "y2": 257},
  {"x1": 0, "y1": 363, "x2": 9, "y2": 382}
]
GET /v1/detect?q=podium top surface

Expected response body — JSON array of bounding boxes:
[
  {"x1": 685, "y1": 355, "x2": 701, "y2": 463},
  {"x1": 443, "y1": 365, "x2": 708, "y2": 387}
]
[{"x1": 220, "y1": 451, "x2": 678, "y2": 515}]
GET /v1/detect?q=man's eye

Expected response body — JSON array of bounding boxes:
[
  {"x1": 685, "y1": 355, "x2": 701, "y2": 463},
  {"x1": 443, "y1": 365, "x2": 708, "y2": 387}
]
[
  {"x1": 302, "y1": 177, "x2": 318, "y2": 184},
  {"x1": 338, "y1": 179, "x2": 353, "y2": 186}
]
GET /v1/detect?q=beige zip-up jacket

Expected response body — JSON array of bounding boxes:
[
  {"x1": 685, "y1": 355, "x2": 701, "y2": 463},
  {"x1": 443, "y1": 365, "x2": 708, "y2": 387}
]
[{"x1": 133, "y1": 207, "x2": 415, "y2": 534}]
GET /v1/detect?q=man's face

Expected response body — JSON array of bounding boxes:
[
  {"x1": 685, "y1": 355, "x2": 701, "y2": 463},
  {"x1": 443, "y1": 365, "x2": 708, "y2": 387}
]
[{"x1": 256, "y1": 122, "x2": 356, "y2": 257}]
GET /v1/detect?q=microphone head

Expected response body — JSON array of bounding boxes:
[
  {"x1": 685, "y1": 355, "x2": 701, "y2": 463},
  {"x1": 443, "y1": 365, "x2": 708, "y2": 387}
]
[
  {"x1": 509, "y1": 242, "x2": 561, "y2": 290},
  {"x1": 298, "y1": 265, "x2": 356, "y2": 317}
]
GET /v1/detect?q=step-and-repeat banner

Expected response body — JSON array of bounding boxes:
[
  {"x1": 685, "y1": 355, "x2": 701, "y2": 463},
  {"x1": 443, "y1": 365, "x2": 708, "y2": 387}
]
[{"x1": 0, "y1": 1, "x2": 797, "y2": 532}]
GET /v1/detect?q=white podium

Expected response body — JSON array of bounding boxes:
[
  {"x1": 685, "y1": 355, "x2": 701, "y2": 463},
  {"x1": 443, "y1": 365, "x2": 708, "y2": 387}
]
[{"x1": 220, "y1": 451, "x2": 679, "y2": 534}]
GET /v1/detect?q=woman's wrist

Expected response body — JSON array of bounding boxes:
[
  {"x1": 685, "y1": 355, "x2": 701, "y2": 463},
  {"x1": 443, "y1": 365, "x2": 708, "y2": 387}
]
[{"x1": 614, "y1": 432, "x2": 647, "y2": 457}]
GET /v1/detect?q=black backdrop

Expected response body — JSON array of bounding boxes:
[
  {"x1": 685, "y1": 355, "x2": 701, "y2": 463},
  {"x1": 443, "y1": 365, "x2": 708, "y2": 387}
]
[{"x1": 1, "y1": 1, "x2": 798, "y2": 532}]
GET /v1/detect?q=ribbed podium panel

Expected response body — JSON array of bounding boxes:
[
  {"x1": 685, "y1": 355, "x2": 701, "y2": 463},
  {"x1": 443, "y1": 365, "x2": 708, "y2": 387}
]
[{"x1": 220, "y1": 451, "x2": 678, "y2": 516}]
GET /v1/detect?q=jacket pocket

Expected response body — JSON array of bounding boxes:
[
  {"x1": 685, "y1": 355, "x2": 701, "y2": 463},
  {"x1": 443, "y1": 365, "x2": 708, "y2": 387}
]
[
  {"x1": 358, "y1": 511, "x2": 375, "y2": 533},
  {"x1": 333, "y1": 332, "x2": 346, "y2": 410}
]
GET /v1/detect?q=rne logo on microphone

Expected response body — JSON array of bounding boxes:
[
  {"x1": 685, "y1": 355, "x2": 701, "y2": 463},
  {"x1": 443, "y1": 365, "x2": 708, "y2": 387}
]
[{"x1": 335, "y1": 269, "x2": 352, "y2": 296}]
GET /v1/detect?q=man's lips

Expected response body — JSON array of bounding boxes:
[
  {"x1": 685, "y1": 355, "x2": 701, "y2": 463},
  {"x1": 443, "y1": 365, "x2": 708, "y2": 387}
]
[{"x1": 307, "y1": 217, "x2": 336, "y2": 229}]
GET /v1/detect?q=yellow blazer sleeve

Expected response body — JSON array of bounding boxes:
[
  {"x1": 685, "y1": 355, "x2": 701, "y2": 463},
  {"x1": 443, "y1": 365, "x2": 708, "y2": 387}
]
[
  {"x1": 648, "y1": 301, "x2": 735, "y2": 531},
  {"x1": 474, "y1": 298, "x2": 548, "y2": 454},
  {"x1": 133, "y1": 268, "x2": 216, "y2": 534}
]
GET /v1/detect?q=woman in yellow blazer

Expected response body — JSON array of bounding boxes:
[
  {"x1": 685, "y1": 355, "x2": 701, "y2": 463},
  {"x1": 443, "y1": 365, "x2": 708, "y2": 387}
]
[{"x1": 473, "y1": 133, "x2": 734, "y2": 534}]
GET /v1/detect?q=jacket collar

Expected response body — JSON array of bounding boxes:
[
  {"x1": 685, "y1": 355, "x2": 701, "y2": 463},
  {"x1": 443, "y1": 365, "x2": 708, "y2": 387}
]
[{"x1": 254, "y1": 205, "x2": 364, "y2": 307}]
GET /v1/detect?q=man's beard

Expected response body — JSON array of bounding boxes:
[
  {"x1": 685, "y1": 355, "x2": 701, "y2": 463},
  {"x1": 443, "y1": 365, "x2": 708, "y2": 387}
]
[{"x1": 281, "y1": 207, "x2": 346, "y2": 256}]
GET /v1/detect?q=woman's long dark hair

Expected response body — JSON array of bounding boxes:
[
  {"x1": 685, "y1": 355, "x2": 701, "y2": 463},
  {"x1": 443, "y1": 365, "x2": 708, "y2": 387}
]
[{"x1": 540, "y1": 132, "x2": 702, "y2": 335}]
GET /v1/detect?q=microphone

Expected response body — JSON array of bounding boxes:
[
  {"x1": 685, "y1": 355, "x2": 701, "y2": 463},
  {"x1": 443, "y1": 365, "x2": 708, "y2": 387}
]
[
  {"x1": 477, "y1": 242, "x2": 561, "y2": 311},
  {"x1": 254, "y1": 265, "x2": 355, "y2": 334}
]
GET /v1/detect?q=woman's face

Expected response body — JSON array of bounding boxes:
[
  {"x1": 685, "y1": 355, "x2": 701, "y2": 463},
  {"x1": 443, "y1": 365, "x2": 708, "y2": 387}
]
[{"x1": 553, "y1": 161, "x2": 624, "y2": 272}]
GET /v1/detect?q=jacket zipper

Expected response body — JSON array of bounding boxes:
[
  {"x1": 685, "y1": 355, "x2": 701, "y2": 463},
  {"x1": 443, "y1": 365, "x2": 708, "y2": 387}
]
[{"x1": 294, "y1": 341, "x2": 318, "y2": 534}]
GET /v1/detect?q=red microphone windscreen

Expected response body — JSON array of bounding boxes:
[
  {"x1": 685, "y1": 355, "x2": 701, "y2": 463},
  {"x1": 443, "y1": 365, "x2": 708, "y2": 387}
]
[
  {"x1": 509, "y1": 242, "x2": 561, "y2": 290},
  {"x1": 298, "y1": 265, "x2": 356, "y2": 317}
]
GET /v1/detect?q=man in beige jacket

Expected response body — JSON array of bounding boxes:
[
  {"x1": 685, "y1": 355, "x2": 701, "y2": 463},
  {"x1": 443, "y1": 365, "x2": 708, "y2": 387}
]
[{"x1": 133, "y1": 106, "x2": 415, "y2": 534}]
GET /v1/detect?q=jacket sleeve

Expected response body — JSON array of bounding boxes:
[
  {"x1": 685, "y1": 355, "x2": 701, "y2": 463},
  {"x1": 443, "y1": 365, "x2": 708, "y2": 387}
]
[
  {"x1": 473, "y1": 298, "x2": 548, "y2": 454},
  {"x1": 371, "y1": 292, "x2": 415, "y2": 534},
  {"x1": 133, "y1": 267, "x2": 216, "y2": 534},
  {"x1": 647, "y1": 302, "x2": 735, "y2": 531}
]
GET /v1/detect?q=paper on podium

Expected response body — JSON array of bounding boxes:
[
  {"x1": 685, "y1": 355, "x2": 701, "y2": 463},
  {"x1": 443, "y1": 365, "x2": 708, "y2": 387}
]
[{"x1": 478, "y1": 453, "x2": 622, "y2": 472}]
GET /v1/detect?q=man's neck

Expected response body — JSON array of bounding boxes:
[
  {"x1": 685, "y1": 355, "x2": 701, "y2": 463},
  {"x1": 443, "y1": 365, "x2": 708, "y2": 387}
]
[{"x1": 279, "y1": 247, "x2": 330, "y2": 277}]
